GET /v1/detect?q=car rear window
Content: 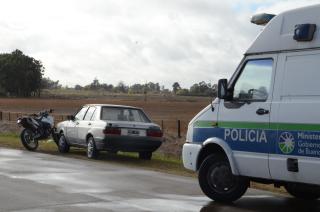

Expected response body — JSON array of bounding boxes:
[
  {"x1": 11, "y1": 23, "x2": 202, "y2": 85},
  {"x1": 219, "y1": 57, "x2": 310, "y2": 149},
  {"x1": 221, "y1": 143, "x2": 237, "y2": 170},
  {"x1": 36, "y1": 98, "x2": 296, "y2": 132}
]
[{"x1": 101, "y1": 107, "x2": 150, "y2": 123}]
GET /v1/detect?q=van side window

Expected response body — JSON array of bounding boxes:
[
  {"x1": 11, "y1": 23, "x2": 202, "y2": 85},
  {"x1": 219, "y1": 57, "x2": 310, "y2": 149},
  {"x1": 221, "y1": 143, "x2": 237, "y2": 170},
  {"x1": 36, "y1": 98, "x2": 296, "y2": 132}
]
[
  {"x1": 233, "y1": 59, "x2": 273, "y2": 101},
  {"x1": 282, "y1": 53, "x2": 320, "y2": 97}
]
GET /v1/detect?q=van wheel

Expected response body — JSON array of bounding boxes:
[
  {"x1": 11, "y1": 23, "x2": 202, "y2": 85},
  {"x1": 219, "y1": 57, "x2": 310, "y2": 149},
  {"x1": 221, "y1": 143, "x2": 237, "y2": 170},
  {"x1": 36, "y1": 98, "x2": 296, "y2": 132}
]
[
  {"x1": 87, "y1": 137, "x2": 99, "y2": 159},
  {"x1": 198, "y1": 154, "x2": 249, "y2": 203},
  {"x1": 58, "y1": 134, "x2": 70, "y2": 153},
  {"x1": 139, "y1": 152, "x2": 152, "y2": 160},
  {"x1": 285, "y1": 183, "x2": 320, "y2": 200}
]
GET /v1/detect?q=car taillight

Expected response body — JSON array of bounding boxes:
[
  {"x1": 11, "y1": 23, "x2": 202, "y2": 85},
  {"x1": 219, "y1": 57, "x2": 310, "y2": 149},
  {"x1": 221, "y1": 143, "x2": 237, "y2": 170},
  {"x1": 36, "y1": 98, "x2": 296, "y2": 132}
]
[
  {"x1": 103, "y1": 127, "x2": 121, "y2": 135},
  {"x1": 147, "y1": 129, "x2": 163, "y2": 137}
]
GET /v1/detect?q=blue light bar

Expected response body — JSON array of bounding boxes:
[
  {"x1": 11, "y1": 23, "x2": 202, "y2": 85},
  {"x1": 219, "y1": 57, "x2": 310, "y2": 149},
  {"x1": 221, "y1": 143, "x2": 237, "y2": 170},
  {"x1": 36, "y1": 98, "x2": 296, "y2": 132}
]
[{"x1": 251, "y1": 13, "x2": 276, "y2": 26}]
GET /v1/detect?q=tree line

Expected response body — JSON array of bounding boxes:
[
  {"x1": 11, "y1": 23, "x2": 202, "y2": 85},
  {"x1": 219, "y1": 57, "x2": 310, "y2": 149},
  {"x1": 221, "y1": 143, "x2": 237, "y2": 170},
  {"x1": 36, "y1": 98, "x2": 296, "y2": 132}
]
[
  {"x1": 68, "y1": 79, "x2": 216, "y2": 97},
  {"x1": 0, "y1": 49, "x2": 216, "y2": 97}
]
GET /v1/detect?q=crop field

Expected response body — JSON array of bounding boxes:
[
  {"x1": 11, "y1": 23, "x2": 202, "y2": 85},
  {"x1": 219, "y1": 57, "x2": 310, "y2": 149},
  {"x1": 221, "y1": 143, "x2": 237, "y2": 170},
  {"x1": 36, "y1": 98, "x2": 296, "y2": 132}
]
[{"x1": 0, "y1": 94, "x2": 211, "y2": 157}]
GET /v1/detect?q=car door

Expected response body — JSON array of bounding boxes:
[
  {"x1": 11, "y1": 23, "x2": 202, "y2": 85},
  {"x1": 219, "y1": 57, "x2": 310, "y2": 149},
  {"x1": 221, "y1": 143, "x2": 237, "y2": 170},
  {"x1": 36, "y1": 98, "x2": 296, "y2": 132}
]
[
  {"x1": 77, "y1": 106, "x2": 96, "y2": 146},
  {"x1": 66, "y1": 106, "x2": 88, "y2": 144},
  {"x1": 218, "y1": 55, "x2": 277, "y2": 179},
  {"x1": 269, "y1": 50, "x2": 320, "y2": 185}
]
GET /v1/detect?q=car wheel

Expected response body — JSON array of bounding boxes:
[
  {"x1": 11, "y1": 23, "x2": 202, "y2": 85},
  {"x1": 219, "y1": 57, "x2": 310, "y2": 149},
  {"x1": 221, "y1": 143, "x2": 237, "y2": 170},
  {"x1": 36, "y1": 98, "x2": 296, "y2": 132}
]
[
  {"x1": 87, "y1": 137, "x2": 99, "y2": 159},
  {"x1": 139, "y1": 152, "x2": 152, "y2": 160},
  {"x1": 58, "y1": 134, "x2": 70, "y2": 153},
  {"x1": 198, "y1": 154, "x2": 249, "y2": 203},
  {"x1": 285, "y1": 183, "x2": 320, "y2": 200}
]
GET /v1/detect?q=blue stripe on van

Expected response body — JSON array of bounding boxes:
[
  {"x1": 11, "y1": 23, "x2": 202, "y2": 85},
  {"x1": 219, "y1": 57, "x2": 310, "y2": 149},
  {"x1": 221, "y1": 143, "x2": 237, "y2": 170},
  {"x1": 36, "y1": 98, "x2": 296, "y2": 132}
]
[{"x1": 193, "y1": 127, "x2": 320, "y2": 158}]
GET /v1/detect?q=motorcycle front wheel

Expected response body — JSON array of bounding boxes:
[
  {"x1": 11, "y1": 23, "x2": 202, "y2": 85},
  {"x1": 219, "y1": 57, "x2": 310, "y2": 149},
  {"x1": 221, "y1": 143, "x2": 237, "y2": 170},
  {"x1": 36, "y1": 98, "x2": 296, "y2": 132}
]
[{"x1": 20, "y1": 129, "x2": 39, "y2": 151}]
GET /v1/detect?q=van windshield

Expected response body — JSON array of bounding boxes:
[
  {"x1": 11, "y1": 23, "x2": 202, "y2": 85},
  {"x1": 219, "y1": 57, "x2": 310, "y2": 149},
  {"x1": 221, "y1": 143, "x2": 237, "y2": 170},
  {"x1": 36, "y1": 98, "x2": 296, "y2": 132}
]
[
  {"x1": 101, "y1": 107, "x2": 151, "y2": 123},
  {"x1": 233, "y1": 59, "x2": 273, "y2": 101}
]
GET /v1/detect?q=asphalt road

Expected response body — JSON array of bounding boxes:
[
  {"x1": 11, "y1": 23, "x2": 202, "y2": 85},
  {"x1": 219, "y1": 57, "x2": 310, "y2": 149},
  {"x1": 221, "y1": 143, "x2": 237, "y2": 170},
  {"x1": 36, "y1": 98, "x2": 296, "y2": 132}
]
[{"x1": 0, "y1": 148, "x2": 319, "y2": 212}]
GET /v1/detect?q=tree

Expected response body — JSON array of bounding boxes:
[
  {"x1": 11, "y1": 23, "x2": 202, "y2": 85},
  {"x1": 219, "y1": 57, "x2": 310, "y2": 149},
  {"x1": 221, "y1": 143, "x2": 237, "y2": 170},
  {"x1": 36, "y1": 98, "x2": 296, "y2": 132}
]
[
  {"x1": 114, "y1": 81, "x2": 128, "y2": 93},
  {"x1": 41, "y1": 77, "x2": 61, "y2": 89},
  {"x1": 90, "y1": 78, "x2": 100, "y2": 90},
  {"x1": 74, "y1": 84, "x2": 83, "y2": 90},
  {"x1": 172, "y1": 82, "x2": 181, "y2": 94},
  {"x1": 0, "y1": 49, "x2": 44, "y2": 97}
]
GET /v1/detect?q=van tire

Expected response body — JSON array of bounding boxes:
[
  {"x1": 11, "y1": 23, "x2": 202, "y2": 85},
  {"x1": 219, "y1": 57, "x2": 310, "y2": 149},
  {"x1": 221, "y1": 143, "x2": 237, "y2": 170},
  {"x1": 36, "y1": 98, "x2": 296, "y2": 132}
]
[
  {"x1": 285, "y1": 183, "x2": 320, "y2": 200},
  {"x1": 198, "y1": 154, "x2": 249, "y2": 203}
]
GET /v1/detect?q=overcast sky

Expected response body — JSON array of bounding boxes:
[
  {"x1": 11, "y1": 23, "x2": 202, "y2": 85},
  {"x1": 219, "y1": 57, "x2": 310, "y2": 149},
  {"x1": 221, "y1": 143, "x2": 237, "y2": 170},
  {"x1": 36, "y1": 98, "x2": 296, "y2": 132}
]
[{"x1": 0, "y1": 0, "x2": 319, "y2": 88}]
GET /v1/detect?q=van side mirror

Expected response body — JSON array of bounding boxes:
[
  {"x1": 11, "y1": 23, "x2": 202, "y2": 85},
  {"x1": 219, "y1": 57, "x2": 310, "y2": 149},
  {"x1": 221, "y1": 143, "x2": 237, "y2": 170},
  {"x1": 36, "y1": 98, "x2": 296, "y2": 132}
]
[
  {"x1": 217, "y1": 79, "x2": 228, "y2": 99},
  {"x1": 67, "y1": 115, "x2": 75, "y2": 121}
]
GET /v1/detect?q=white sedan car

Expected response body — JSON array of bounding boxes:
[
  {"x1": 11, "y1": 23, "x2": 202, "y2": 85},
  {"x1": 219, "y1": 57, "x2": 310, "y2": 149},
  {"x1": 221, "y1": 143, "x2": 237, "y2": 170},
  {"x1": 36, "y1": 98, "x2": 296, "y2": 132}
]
[{"x1": 56, "y1": 104, "x2": 163, "y2": 160}]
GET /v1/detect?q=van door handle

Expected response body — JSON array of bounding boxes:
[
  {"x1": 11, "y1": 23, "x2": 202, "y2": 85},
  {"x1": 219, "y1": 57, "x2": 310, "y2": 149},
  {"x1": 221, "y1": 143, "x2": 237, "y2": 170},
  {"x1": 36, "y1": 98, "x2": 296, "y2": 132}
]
[{"x1": 256, "y1": 108, "x2": 269, "y2": 115}]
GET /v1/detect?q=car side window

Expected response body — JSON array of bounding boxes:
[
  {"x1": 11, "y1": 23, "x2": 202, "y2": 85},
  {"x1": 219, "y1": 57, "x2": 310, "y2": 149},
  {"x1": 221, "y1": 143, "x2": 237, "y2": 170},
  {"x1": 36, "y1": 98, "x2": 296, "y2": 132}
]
[
  {"x1": 75, "y1": 107, "x2": 88, "y2": 121},
  {"x1": 84, "y1": 107, "x2": 96, "y2": 121},
  {"x1": 233, "y1": 59, "x2": 273, "y2": 101},
  {"x1": 90, "y1": 108, "x2": 97, "y2": 121}
]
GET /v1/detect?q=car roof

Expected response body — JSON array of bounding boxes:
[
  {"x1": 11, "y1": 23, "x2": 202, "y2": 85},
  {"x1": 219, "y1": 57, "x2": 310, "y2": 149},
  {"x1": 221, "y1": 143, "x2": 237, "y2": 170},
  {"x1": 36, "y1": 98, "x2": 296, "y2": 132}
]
[{"x1": 84, "y1": 104, "x2": 141, "y2": 110}]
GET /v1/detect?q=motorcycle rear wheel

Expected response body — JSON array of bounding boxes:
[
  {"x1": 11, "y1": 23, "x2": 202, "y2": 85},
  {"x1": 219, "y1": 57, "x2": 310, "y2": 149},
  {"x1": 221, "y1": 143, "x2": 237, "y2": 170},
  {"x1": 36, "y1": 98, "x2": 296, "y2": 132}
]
[{"x1": 20, "y1": 129, "x2": 39, "y2": 151}]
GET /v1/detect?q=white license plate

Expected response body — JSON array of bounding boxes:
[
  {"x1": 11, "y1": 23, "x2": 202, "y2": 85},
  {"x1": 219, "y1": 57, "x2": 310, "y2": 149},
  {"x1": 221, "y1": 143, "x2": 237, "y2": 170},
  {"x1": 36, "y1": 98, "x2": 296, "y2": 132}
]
[{"x1": 121, "y1": 129, "x2": 146, "y2": 136}]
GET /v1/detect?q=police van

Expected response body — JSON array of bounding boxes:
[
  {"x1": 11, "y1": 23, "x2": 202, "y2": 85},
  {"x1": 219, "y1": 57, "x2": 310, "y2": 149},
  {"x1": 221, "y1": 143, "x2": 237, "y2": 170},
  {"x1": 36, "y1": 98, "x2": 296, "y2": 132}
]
[{"x1": 182, "y1": 5, "x2": 320, "y2": 202}]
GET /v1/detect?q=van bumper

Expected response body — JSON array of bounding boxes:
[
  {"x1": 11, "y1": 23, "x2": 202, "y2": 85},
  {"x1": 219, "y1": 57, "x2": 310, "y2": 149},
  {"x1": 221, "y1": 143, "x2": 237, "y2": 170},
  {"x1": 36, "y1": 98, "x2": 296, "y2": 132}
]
[{"x1": 182, "y1": 143, "x2": 202, "y2": 171}]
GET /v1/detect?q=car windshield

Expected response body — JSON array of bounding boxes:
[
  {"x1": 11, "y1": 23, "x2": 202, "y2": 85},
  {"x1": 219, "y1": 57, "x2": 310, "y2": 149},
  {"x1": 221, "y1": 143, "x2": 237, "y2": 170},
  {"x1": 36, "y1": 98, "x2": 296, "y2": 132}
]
[{"x1": 101, "y1": 107, "x2": 151, "y2": 123}]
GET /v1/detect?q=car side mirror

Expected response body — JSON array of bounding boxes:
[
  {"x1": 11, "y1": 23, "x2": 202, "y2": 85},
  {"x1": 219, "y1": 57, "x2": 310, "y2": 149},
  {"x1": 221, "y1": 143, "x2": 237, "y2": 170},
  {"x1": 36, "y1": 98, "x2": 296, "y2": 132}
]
[
  {"x1": 67, "y1": 115, "x2": 75, "y2": 121},
  {"x1": 217, "y1": 79, "x2": 228, "y2": 99}
]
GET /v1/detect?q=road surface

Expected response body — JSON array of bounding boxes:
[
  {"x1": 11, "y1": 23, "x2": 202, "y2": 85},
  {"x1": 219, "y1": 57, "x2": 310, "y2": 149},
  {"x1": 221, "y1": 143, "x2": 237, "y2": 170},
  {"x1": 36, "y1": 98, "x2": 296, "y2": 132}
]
[{"x1": 0, "y1": 148, "x2": 319, "y2": 212}]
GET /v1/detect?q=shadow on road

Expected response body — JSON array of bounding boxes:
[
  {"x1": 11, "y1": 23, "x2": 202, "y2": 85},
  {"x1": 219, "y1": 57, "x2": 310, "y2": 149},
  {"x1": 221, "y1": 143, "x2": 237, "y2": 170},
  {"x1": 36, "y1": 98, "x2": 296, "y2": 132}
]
[{"x1": 200, "y1": 197, "x2": 320, "y2": 212}]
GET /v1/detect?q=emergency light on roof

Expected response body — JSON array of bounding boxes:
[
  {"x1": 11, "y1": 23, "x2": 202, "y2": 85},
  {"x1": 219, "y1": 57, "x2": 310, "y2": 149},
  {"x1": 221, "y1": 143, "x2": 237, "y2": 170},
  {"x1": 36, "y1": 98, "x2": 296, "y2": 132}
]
[{"x1": 251, "y1": 13, "x2": 275, "y2": 26}]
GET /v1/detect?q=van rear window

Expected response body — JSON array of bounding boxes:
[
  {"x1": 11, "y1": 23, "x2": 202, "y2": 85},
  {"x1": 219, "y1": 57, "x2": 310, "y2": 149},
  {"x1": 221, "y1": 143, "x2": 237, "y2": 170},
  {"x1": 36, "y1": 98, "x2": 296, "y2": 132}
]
[{"x1": 100, "y1": 107, "x2": 151, "y2": 123}]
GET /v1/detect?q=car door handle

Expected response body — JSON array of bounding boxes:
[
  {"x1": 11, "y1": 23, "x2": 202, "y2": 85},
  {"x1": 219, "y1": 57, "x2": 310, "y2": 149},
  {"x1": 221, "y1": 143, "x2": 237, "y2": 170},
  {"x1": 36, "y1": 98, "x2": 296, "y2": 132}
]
[
  {"x1": 76, "y1": 122, "x2": 79, "y2": 125},
  {"x1": 256, "y1": 108, "x2": 269, "y2": 115},
  {"x1": 88, "y1": 123, "x2": 92, "y2": 126}
]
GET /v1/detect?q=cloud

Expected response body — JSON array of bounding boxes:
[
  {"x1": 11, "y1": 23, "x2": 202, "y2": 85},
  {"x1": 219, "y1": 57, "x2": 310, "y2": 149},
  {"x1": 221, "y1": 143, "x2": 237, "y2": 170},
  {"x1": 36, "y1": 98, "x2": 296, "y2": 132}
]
[{"x1": 0, "y1": 0, "x2": 318, "y2": 88}]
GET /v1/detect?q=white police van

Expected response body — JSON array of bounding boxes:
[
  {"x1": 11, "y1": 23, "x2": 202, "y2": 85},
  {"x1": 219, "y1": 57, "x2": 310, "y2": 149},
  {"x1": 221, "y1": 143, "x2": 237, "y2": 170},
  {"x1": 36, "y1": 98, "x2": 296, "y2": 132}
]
[{"x1": 183, "y1": 5, "x2": 320, "y2": 202}]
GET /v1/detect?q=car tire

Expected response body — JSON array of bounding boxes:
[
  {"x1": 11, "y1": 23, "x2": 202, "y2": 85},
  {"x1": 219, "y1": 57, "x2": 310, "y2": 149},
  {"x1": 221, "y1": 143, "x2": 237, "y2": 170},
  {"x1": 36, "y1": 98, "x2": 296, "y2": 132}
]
[
  {"x1": 285, "y1": 183, "x2": 320, "y2": 200},
  {"x1": 139, "y1": 152, "x2": 152, "y2": 160},
  {"x1": 198, "y1": 154, "x2": 249, "y2": 203},
  {"x1": 58, "y1": 134, "x2": 70, "y2": 153},
  {"x1": 87, "y1": 137, "x2": 99, "y2": 159}
]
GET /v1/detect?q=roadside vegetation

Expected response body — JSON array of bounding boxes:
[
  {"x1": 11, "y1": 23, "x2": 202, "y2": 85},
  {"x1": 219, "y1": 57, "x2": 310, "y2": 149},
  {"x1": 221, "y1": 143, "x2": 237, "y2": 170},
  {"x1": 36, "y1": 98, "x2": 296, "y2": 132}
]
[{"x1": 0, "y1": 133, "x2": 195, "y2": 177}]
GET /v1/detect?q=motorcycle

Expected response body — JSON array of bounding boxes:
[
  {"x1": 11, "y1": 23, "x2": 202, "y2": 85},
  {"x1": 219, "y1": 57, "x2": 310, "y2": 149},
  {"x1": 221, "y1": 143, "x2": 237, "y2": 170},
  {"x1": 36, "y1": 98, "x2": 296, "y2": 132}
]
[{"x1": 17, "y1": 109, "x2": 59, "y2": 151}]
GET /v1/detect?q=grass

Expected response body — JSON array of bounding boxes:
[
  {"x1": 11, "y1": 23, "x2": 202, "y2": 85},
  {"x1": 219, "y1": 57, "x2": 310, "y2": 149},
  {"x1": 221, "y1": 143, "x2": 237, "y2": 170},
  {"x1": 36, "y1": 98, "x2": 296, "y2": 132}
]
[
  {"x1": 0, "y1": 134, "x2": 288, "y2": 195},
  {"x1": 0, "y1": 134, "x2": 196, "y2": 177}
]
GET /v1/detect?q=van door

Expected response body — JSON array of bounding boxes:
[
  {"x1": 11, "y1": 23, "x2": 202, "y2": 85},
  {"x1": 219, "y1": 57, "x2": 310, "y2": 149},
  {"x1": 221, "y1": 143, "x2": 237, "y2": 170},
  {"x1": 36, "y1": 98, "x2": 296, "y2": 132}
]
[
  {"x1": 218, "y1": 55, "x2": 277, "y2": 179},
  {"x1": 269, "y1": 51, "x2": 320, "y2": 185}
]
